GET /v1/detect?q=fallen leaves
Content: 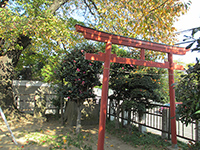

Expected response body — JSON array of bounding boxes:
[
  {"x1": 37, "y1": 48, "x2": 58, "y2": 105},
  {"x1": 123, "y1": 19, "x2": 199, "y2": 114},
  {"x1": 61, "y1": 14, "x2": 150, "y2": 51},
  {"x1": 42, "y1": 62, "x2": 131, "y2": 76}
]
[{"x1": 63, "y1": 139, "x2": 67, "y2": 144}]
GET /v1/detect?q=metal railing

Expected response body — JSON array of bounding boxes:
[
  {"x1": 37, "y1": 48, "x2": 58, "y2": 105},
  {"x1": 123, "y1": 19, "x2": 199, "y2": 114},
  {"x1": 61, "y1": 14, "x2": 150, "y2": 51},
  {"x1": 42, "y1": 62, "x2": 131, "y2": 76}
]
[{"x1": 107, "y1": 99, "x2": 197, "y2": 143}]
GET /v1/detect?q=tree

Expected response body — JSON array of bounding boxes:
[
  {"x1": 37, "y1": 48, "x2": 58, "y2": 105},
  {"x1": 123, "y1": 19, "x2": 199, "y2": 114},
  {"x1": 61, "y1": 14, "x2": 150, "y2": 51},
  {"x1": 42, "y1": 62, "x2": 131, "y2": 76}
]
[
  {"x1": 0, "y1": 0, "x2": 190, "y2": 110},
  {"x1": 41, "y1": 56, "x2": 61, "y2": 83},
  {"x1": 14, "y1": 52, "x2": 47, "y2": 80},
  {"x1": 177, "y1": 26, "x2": 200, "y2": 51},
  {"x1": 175, "y1": 25, "x2": 200, "y2": 126},
  {"x1": 53, "y1": 43, "x2": 102, "y2": 133},
  {"x1": 176, "y1": 59, "x2": 200, "y2": 126},
  {"x1": 108, "y1": 46, "x2": 167, "y2": 129},
  {"x1": 0, "y1": 0, "x2": 84, "y2": 109}
]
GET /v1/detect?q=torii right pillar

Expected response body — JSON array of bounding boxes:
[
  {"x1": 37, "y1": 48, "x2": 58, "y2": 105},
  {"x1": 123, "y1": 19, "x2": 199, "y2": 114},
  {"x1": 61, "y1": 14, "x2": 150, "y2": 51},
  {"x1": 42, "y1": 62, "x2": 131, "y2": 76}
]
[{"x1": 168, "y1": 52, "x2": 177, "y2": 148}]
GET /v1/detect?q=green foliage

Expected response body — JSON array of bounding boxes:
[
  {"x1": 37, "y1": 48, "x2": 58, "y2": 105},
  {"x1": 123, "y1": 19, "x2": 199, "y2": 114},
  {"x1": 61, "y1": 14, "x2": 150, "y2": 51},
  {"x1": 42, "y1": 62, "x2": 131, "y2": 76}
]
[
  {"x1": 14, "y1": 52, "x2": 47, "y2": 80},
  {"x1": 187, "y1": 141, "x2": 200, "y2": 150},
  {"x1": 78, "y1": 0, "x2": 190, "y2": 44},
  {"x1": 50, "y1": 43, "x2": 102, "y2": 107},
  {"x1": 0, "y1": 0, "x2": 191, "y2": 82},
  {"x1": 61, "y1": 43, "x2": 103, "y2": 102},
  {"x1": 106, "y1": 120, "x2": 173, "y2": 149},
  {"x1": 1, "y1": 0, "x2": 86, "y2": 80},
  {"x1": 182, "y1": 27, "x2": 200, "y2": 51},
  {"x1": 0, "y1": 0, "x2": 191, "y2": 110},
  {"x1": 109, "y1": 49, "x2": 167, "y2": 115},
  {"x1": 23, "y1": 126, "x2": 93, "y2": 150},
  {"x1": 41, "y1": 56, "x2": 61, "y2": 83},
  {"x1": 176, "y1": 59, "x2": 200, "y2": 126}
]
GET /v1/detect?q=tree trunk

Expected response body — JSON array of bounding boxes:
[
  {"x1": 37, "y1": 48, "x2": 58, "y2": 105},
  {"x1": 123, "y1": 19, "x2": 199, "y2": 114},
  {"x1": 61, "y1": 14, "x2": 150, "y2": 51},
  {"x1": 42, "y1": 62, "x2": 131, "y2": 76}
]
[
  {"x1": 121, "y1": 107, "x2": 124, "y2": 127},
  {"x1": 64, "y1": 100, "x2": 99, "y2": 127},
  {"x1": 115, "y1": 103, "x2": 120, "y2": 129},
  {"x1": 138, "y1": 110, "x2": 147, "y2": 134},
  {"x1": 76, "y1": 99, "x2": 82, "y2": 134},
  {"x1": 60, "y1": 79, "x2": 64, "y2": 125},
  {"x1": 64, "y1": 101, "x2": 77, "y2": 125},
  {"x1": 0, "y1": 55, "x2": 15, "y2": 109},
  {"x1": 34, "y1": 94, "x2": 47, "y2": 118},
  {"x1": 127, "y1": 109, "x2": 131, "y2": 125},
  {"x1": 0, "y1": 35, "x2": 31, "y2": 110}
]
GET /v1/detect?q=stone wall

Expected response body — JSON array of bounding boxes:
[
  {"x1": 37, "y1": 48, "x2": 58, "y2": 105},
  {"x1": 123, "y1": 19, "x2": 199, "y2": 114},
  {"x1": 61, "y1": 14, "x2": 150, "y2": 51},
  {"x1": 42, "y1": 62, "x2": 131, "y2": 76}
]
[
  {"x1": 12, "y1": 80, "x2": 101, "y2": 125},
  {"x1": 12, "y1": 80, "x2": 56, "y2": 113}
]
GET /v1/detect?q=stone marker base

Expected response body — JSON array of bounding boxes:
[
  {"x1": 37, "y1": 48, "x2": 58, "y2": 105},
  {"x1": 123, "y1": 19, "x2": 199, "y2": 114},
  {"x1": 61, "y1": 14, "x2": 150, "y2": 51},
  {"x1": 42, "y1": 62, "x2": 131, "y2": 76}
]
[{"x1": 167, "y1": 145, "x2": 182, "y2": 150}]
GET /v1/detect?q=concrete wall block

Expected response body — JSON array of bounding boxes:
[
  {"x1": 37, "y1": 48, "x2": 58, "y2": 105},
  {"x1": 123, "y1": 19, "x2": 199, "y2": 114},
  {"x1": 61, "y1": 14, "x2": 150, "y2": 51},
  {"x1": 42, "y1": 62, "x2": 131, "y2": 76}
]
[{"x1": 162, "y1": 109, "x2": 170, "y2": 139}]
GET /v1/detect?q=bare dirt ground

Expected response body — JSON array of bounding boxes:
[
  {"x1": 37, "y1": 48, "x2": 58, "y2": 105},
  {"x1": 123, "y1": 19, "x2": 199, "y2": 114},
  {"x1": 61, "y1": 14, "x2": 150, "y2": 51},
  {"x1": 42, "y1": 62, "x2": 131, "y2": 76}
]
[{"x1": 0, "y1": 115, "x2": 146, "y2": 150}]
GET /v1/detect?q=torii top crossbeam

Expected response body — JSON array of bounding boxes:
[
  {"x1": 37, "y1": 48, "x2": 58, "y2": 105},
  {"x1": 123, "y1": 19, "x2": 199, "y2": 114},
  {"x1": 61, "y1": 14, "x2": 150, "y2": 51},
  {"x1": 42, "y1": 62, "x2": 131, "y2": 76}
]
[
  {"x1": 75, "y1": 24, "x2": 189, "y2": 70},
  {"x1": 75, "y1": 24, "x2": 189, "y2": 55},
  {"x1": 75, "y1": 24, "x2": 189, "y2": 150}
]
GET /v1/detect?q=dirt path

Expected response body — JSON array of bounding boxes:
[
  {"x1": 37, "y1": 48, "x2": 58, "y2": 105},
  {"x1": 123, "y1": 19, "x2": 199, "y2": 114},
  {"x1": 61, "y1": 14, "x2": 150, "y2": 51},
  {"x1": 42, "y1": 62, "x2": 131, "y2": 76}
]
[{"x1": 0, "y1": 117, "x2": 144, "y2": 150}]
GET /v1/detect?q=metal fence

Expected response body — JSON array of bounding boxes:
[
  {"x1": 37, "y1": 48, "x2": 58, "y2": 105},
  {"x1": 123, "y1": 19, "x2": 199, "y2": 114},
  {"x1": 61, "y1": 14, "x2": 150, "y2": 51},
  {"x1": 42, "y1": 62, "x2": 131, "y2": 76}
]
[{"x1": 107, "y1": 99, "x2": 198, "y2": 143}]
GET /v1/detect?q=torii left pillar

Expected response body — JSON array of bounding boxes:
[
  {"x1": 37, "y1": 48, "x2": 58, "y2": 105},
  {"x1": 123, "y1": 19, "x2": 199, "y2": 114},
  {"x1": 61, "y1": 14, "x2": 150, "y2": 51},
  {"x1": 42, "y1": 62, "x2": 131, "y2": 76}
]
[{"x1": 97, "y1": 41, "x2": 112, "y2": 150}]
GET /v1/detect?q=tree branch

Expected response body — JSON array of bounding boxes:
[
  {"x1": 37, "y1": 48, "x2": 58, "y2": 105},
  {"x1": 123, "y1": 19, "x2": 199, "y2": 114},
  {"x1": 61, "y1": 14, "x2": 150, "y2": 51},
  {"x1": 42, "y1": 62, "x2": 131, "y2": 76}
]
[
  {"x1": 83, "y1": 0, "x2": 94, "y2": 16},
  {"x1": 133, "y1": 0, "x2": 169, "y2": 33},
  {"x1": 48, "y1": 0, "x2": 69, "y2": 14},
  {"x1": 6, "y1": 35, "x2": 31, "y2": 67},
  {"x1": 148, "y1": 0, "x2": 169, "y2": 14},
  {"x1": 0, "y1": 38, "x2": 5, "y2": 56},
  {"x1": 83, "y1": 0, "x2": 103, "y2": 24},
  {"x1": 0, "y1": 0, "x2": 9, "y2": 8}
]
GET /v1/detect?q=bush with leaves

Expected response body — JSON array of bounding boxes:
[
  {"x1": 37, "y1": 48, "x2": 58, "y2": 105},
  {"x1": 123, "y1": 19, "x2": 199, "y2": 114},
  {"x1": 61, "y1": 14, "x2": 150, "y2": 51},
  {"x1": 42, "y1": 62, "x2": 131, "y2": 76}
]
[
  {"x1": 53, "y1": 43, "x2": 103, "y2": 132},
  {"x1": 40, "y1": 55, "x2": 65, "y2": 117},
  {"x1": 176, "y1": 59, "x2": 200, "y2": 126},
  {"x1": 62, "y1": 44, "x2": 103, "y2": 100},
  {"x1": 108, "y1": 48, "x2": 167, "y2": 128}
]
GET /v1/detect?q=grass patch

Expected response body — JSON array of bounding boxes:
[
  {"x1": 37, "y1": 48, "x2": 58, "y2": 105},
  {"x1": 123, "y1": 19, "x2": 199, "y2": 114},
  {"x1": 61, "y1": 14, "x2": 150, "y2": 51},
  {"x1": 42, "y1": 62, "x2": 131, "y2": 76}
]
[
  {"x1": 21, "y1": 128, "x2": 93, "y2": 150},
  {"x1": 105, "y1": 120, "x2": 189, "y2": 150}
]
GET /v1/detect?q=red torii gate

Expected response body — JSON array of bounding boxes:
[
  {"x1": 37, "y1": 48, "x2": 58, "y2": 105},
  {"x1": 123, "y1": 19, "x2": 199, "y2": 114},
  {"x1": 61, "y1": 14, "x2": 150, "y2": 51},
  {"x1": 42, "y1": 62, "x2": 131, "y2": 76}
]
[{"x1": 75, "y1": 24, "x2": 189, "y2": 149}]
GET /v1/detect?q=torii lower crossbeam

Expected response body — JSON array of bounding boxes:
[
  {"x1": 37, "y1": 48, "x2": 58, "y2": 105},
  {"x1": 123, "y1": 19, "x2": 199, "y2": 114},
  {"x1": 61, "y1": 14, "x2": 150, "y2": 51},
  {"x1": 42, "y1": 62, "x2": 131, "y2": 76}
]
[{"x1": 85, "y1": 52, "x2": 184, "y2": 70}]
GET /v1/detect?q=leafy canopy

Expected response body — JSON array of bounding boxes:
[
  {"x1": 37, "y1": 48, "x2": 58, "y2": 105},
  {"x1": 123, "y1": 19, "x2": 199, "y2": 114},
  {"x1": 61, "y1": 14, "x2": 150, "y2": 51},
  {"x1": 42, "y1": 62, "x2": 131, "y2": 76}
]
[
  {"x1": 53, "y1": 43, "x2": 103, "y2": 104},
  {"x1": 175, "y1": 23, "x2": 200, "y2": 126},
  {"x1": 0, "y1": 0, "x2": 191, "y2": 90},
  {"x1": 176, "y1": 59, "x2": 200, "y2": 126},
  {"x1": 109, "y1": 46, "x2": 167, "y2": 114},
  {"x1": 1, "y1": 0, "x2": 190, "y2": 57},
  {"x1": 74, "y1": 0, "x2": 190, "y2": 43}
]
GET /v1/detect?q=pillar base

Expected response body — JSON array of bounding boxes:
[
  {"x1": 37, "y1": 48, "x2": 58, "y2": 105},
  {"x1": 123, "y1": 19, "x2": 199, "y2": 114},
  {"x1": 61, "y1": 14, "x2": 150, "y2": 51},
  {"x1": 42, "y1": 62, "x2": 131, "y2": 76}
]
[{"x1": 167, "y1": 144, "x2": 182, "y2": 150}]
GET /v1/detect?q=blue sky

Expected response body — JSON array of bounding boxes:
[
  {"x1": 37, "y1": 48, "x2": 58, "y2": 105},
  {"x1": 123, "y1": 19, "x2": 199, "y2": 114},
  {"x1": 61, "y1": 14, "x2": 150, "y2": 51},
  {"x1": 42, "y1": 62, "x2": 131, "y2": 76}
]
[{"x1": 173, "y1": 0, "x2": 200, "y2": 64}]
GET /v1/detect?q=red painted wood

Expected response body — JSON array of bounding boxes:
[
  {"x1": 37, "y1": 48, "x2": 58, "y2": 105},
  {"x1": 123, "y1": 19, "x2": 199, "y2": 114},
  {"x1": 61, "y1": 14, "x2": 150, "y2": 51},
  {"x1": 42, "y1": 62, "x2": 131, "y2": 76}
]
[
  {"x1": 97, "y1": 42, "x2": 112, "y2": 150},
  {"x1": 75, "y1": 24, "x2": 187, "y2": 148},
  {"x1": 85, "y1": 52, "x2": 184, "y2": 70},
  {"x1": 173, "y1": 63, "x2": 184, "y2": 70},
  {"x1": 140, "y1": 49, "x2": 145, "y2": 60},
  {"x1": 75, "y1": 24, "x2": 189, "y2": 55},
  {"x1": 85, "y1": 52, "x2": 106, "y2": 62},
  {"x1": 168, "y1": 53, "x2": 177, "y2": 147}
]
